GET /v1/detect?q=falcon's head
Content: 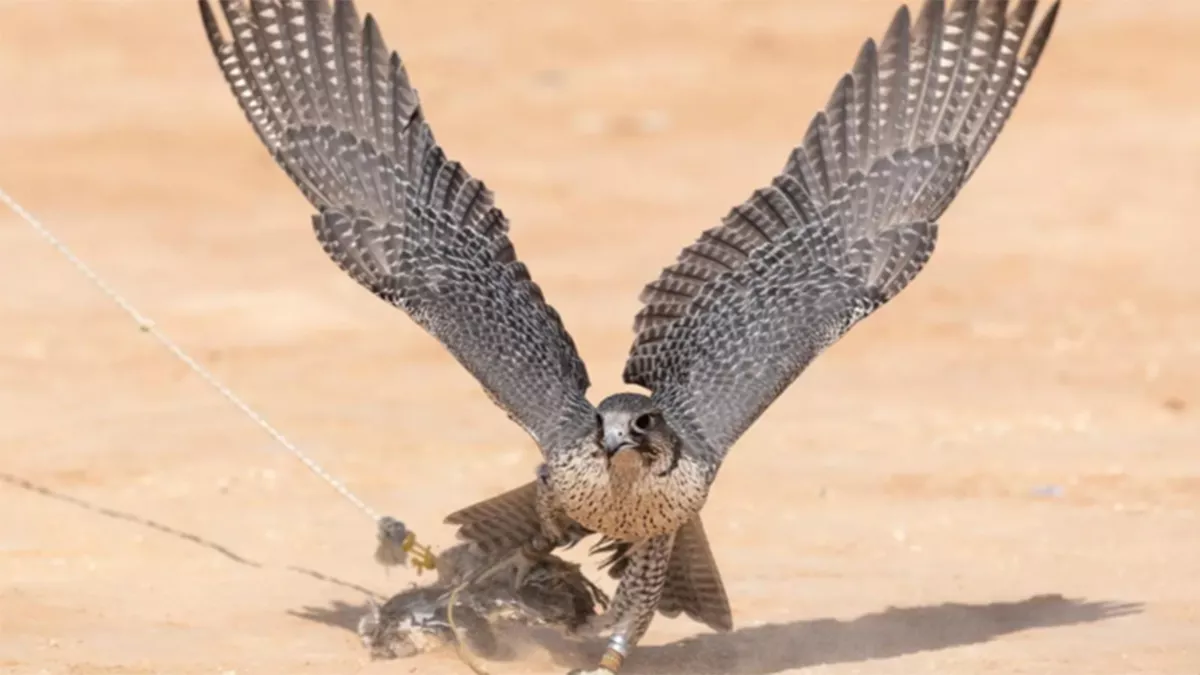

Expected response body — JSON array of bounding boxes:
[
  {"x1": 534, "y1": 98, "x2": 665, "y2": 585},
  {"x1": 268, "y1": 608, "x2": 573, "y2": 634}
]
[{"x1": 595, "y1": 393, "x2": 679, "y2": 477}]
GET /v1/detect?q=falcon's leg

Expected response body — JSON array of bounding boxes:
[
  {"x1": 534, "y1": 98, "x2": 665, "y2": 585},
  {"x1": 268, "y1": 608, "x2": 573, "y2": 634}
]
[
  {"x1": 568, "y1": 532, "x2": 674, "y2": 675},
  {"x1": 456, "y1": 535, "x2": 557, "y2": 592},
  {"x1": 449, "y1": 473, "x2": 581, "y2": 591},
  {"x1": 510, "y1": 536, "x2": 558, "y2": 588}
]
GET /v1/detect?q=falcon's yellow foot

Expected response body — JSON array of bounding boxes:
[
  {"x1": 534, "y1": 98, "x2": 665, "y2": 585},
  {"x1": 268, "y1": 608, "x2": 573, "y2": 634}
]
[
  {"x1": 374, "y1": 517, "x2": 437, "y2": 574},
  {"x1": 403, "y1": 533, "x2": 438, "y2": 574}
]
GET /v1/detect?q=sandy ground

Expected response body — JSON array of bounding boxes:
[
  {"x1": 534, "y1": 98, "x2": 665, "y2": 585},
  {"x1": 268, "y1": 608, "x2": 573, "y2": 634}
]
[{"x1": 1, "y1": 1, "x2": 1197, "y2": 673}]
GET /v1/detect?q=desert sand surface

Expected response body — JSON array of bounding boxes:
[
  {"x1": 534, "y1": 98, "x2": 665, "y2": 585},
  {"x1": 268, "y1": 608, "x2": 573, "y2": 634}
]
[{"x1": 1, "y1": 1, "x2": 1198, "y2": 674}]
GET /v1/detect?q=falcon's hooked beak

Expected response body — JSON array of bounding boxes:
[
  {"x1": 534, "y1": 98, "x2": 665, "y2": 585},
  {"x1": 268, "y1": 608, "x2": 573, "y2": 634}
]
[{"x1": 603, "y1": 428, "x2": 636, "y2": 457}]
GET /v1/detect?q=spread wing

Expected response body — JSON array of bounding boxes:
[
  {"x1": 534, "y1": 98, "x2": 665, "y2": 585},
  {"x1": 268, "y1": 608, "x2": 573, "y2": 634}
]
[
  {"x1": 200, "y1": 0, "x2": 595, "y2": 452},
  {"x1": 624, "y1": 0, "x2": 1060, "y2": 461}
]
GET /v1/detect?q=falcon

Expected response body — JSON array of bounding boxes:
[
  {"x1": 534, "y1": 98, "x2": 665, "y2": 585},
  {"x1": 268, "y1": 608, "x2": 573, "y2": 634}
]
[{"x1": 199, "y1": 0, "x2": 1061, "y2": 672}]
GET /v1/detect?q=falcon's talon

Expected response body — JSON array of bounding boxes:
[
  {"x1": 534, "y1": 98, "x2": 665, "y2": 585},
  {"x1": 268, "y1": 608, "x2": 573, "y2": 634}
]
[
  {"x1": 374, "y1": 517, "x2": 436, "y2": 572},
  {"x1": 401, "y1": 532, "x2": 438, "y2": 575},
  {"x1": 506, "y1": 549, "x2": 541, "y2": 590},
  {"x1": 449, "y1": 546, "x2": 538, "y2": 594}
]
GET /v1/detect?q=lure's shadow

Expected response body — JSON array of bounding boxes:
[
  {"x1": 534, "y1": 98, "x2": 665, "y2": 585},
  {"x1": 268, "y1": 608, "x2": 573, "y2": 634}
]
[{"x1": 289, "y1": 598, "x2": 373, "y2": 631}]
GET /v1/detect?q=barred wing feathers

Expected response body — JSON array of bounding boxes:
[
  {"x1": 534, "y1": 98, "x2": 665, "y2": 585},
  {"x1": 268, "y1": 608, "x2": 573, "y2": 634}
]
[
  {"x1": 625, "y1": 0, "x2": 1060, "y2": 461},
  {"x1": 201, "y1": 0, "x2": 594, "y2": 451}
]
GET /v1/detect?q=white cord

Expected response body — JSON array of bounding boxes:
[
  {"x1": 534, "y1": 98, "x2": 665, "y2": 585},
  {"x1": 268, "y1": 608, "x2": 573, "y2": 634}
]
[{"x1": 0, "y1": 187, "x2": 382, "y2": 523}]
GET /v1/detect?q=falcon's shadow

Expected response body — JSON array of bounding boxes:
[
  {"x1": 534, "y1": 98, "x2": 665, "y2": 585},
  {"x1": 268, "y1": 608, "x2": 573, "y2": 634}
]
[
  {"x1": 619, "y1": 594, "x2": 1141, "y2": 675},
  {"x1": 291, "y1": 591, "x2": 1140, "y2": 674}
]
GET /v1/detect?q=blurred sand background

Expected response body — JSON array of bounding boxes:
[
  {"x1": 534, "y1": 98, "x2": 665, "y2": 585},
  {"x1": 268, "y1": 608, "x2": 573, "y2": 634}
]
[{"x1": 1, "y1": 1, "x2": 1197, "y2": 673}]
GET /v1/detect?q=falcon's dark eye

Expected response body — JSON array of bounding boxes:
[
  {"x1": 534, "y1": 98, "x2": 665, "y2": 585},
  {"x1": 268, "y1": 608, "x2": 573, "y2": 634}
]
[{"x1": 631, "y1": 413, "x2": 654, "y2": 434}]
